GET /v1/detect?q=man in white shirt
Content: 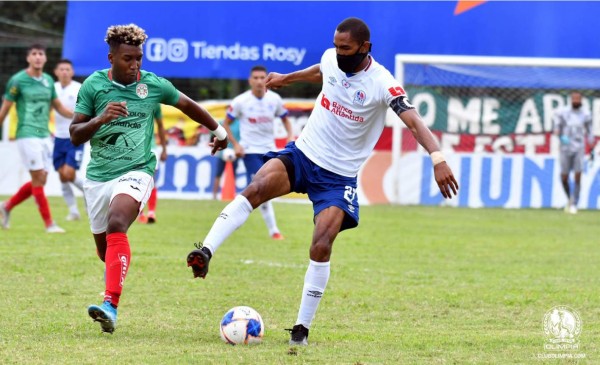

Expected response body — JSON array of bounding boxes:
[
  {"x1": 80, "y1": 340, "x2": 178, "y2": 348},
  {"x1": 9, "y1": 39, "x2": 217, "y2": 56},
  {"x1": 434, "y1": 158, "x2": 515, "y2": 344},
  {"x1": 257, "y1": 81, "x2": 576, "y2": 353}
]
[
  {"x1": 187, "y1": 17, "x2": 458, "y2": 345},
  {"x1": 223, "y1": 65, "x2": 294, "y2": 240},
  {"x1": 52, "y1": 59, "x2": 84, "y2": 220}
]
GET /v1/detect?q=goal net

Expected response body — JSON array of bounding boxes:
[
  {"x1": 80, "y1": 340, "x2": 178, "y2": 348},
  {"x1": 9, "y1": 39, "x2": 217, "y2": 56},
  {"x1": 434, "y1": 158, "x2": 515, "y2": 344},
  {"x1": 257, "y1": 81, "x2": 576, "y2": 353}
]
[{"x1": 386, "y1": 55, "x2": 600, "y2": 208}]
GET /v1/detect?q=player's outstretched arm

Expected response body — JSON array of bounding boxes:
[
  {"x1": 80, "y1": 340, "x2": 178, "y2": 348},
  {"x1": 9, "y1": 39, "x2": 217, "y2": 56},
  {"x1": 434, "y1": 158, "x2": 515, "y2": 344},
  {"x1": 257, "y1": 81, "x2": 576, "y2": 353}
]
[
  {"x1": 265, "y1": 64, "x2": 322, "y2": 89},
  {"x1": 52, "y1": 98, "x2": 74, "y2": 119},
  {"x1": 155, "y1": 116, "x2": 168, "y2": 161},
  {"x1": 0, "y1": 99, "x2": 14, "y2": 127},
  {"x1": 174, "y1": 92, "x2": 228, "y2": 154},
  {"x1": 70, "y1": 101, "x2": 128, "y2": 146},
  {"x1": 399, "y1": 109, "x2": 458, "y2": 199}
]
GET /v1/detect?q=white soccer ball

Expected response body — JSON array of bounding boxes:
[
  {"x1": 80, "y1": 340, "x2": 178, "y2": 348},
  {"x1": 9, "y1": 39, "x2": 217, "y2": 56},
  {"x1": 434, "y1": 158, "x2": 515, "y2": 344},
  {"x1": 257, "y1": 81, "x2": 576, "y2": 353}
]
[
  {"x1": 220, "y1": 306, "x2": 264, "y2": 345},
  {"x1": 221, "y1": 148, "x2": 236, "y2": 162}
]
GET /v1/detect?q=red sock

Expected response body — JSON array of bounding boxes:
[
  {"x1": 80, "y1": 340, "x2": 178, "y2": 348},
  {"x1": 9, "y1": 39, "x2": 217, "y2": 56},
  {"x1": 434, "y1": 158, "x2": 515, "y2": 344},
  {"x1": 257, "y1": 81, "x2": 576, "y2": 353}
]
[
  {"x1": 5, "y1": 182, "x2": 33, "y2": 211},
  {"x1": 104, "y1": 232, "x2": 131, "y2": 307},
  {"x1": 147, "y1": 187, "x2": 157, "y2": 212},
  {"x1": 31, "y1": 186, "x2": 53, "y2": 227}
]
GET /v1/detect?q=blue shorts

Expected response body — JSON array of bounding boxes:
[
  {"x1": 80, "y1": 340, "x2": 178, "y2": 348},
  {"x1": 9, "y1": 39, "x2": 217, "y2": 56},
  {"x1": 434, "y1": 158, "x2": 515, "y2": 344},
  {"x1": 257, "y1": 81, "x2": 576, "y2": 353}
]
[
  {"x1": 243, "y1": 153, "x2": 265, "y2": 185},
  {"x1": 264, "y1": 142, "x2": 359, "y2": 231},
  {"x1": 53, "y1": 137, "x2": 84, "y2": 171}
]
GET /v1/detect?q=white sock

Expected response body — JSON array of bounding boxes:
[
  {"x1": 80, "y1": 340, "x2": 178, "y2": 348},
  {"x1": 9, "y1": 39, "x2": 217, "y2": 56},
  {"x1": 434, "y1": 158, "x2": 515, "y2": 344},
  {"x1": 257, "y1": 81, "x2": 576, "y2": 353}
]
[
  {"x1": 295, "y1": 260, "x2": 330, "y2": 329},
  {"x1": 73, "y1": 176, "x2": 84, "y2": 192},
  {"x1": 61, "y1": 182, "x2": 79, "y2": 215},
  {"x1": 259, "y1": 200, "x2": 280, "y2": 236},
  {"x1": 203, "y1": 195, "x2": 253, "y2": 255}
]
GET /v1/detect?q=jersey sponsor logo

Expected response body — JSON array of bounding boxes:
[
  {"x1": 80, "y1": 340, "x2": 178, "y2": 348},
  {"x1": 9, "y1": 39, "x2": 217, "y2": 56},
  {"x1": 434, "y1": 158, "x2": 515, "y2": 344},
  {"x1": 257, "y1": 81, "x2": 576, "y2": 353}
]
[
  {"x1": 248, "y1": 116, "x2": 273, "y2": 124},
  {"x1": 353, "y1": 90, "x2": 366, "y2": 106},
  {"x1": 9, "y1": 86, "x2": 18, "y2": 96},
  {"x1": 388, "y1": 86, "x2": 407, "y2": 97},
  {"x1": 98, "y1": 132, "x2": 135, "y2": 154},
  {"x1": 136, "y1": 83, "x2": 148, "y2": 99},
  {"x1": 107, "y1": 120, "x2": 142, "y2": 129},
  {"x1": 320, "y1": 94, "x2": 365, "y2": 123},
  {"x1": 327, "y1": 76, "x2": 337, "y2": 86}
]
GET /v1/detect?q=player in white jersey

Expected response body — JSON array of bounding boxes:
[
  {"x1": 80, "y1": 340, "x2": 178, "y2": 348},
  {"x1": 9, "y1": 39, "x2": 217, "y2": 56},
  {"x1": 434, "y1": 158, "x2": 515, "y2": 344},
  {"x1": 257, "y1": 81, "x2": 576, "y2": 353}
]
[
  {"x1": 554, "y1": 91, "x2": 594, "y2": 214},
  {"x1": 53, "y1": 59, "x2": 85, "y2": 220},
  {"x1": 224, "y1": 65, "x2": 294, "y2": 240},
  {"x1": 186, "y1": 17, "x2": 458, "y2": 345}
]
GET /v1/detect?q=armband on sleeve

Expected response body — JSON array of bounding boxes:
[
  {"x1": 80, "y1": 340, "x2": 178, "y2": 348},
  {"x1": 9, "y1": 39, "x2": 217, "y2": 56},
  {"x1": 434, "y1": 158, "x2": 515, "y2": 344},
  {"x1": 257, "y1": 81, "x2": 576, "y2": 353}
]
[{"x1": 389, "y1": 96, "x2": 415, "y2": 115}]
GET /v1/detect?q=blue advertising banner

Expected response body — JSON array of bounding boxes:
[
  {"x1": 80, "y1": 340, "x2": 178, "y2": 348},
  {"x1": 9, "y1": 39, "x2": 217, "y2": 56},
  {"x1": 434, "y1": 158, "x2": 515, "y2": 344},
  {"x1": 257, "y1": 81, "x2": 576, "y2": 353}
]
[{"x1": 64, "y1": 1, "x2": 600, "y2": 79}]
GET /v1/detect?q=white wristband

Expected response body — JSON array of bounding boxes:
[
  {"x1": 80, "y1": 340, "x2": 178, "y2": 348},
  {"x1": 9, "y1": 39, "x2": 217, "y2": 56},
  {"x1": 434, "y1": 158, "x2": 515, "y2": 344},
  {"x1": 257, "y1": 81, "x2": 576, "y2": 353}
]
[
  {"x1": 212, "y1": 125, "x2": 227, "y2": 141},
  {"x1": 430, "y1": 151, "x2": 445, "y2": 166}
]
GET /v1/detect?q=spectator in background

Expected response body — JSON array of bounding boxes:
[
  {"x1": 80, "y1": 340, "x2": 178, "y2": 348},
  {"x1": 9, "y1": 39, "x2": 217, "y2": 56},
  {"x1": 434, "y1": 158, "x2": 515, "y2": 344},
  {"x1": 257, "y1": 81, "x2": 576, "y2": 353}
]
[
  {"x1": 189, "y1": 123, "x2": 212, "y2": 146},
  {"x1": 554, "y1": 91, "x2": 594, "y2": 214},
  {"x1": 53, "y1": 59, "x2": 84, "y2": 221},
  {"x1": 222, "y1": 65, "x2": 294, "y2": 240},
  {"x1": 0, "y1": 44, "x2": 73, "y2": 233},
  {"x1": 166, "y1": 117, "x2": 187, "y2": 146},
  {"x1": 138, "y1": 104, "x2": 167, "y2": 223}
]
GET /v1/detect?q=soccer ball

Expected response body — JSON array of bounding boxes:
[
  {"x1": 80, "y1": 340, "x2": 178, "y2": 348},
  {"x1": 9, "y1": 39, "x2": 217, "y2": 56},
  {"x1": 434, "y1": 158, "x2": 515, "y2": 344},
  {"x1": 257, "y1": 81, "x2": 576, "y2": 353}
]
[
  {"x1": 220, "y1": 306, "x2": 264, "y2": 345},
  {"x1": 221, "y1": 148, "x2": 236, "y2": 162}
]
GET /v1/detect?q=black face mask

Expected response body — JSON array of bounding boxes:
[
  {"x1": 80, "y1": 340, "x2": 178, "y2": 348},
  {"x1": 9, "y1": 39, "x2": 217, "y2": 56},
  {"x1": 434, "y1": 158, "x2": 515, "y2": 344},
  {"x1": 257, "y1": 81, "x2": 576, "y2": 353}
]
[{"x1": 336, "y1": 43, "x2": 371, "y2": 73}]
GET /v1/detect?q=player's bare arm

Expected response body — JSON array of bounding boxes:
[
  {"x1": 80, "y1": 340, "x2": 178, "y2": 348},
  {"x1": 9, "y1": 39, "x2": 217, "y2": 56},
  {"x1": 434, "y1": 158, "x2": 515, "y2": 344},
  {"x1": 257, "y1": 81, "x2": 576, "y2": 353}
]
[
  {"x1": 174, "y1": 92, "x2": 228, "y2": 154},
  {"x1": 265, "y1": 64, "x2": 322, "y2": 89},
  {"x1": 0, "y1": 99, "x2": 14, "y2": 126},
  {"x1": 155, "y1": 116, "x2": 168, "y2": 161},
  {"x1": 52, "y1": 98, "x2": 74, "y2": 119},
  {"x1": 282, "y1": 116, "x2": 294, "y2": 142},
  {"x1": 70, "y1": 101, "x2": 128, "y2": 146},
  {"x1": 223, "y1": 115, "x2": 244, "y2": 157},
  {"x1": 399, "y1": 109, "x2": 459, "y2": 198}
]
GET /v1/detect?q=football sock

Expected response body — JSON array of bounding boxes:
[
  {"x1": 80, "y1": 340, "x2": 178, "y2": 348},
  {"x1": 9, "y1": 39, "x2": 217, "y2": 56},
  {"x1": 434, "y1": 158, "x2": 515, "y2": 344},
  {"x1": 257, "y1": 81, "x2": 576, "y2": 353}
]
[
  {"x1": 31, "y1": 186, "x2": 53, "y2": 227},
  {"x1": 295, "y1": 260, "x2": 330, "y2": 329},
  {"x1": 61, "y1": 182, "x2": 79, "y2": 215},
  {"x1": 148, "y1": 187, "x2": 157, "y2": 212},
  {"x1": 73, "y1": 176, "x2": 84, "y2": 192},
  {"x1": 203, "y1": 195, "x2": 253, "y2": 255},
  {"x1": 259, "y1": 201, "x2": 280, "y2": 236},
  {"x1": 104, "y1": 232, "x2": 130, "y2": 307},
  {"x1": 5, "y1": 181, "x2": 32, "y2": 211},
  {"x1": 574, "y1": 183, "x2": 581, "y2": 205}
]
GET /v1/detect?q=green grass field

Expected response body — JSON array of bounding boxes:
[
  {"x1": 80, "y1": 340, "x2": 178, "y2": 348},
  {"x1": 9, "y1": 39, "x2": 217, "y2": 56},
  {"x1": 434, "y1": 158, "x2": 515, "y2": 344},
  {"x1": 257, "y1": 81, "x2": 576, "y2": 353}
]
[{"x1": 0, "y1": 197, "x2": 597, "y2": 364}]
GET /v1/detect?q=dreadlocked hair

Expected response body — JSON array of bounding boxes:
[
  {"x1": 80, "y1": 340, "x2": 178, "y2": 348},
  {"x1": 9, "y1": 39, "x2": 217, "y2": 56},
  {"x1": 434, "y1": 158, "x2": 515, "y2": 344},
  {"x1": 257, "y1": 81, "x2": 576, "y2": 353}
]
[{"x1": 105, "y1": 24, "x2": 148, "y2": 51}]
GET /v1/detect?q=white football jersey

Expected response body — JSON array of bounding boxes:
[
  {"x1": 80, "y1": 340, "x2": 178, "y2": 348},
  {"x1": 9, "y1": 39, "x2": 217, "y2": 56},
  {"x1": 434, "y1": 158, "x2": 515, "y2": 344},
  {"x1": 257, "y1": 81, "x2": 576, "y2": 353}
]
[
  {"x1": 295, "y1": 48, "x2": 408, "y2": 177},
  {"x1": 227, "y1": 90, "x2": 288, "y2": 154},
  {"x1": 54, "y1": 80, "x2": 81, "y2": 139}
]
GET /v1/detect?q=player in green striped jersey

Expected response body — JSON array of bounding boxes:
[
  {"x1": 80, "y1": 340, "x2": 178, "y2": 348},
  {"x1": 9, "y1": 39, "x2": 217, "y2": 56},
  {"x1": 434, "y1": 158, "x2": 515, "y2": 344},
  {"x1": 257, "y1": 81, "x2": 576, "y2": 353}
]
[
  {"x1": 0, "y1": 44, "x2": 74, "y2": 233},
  {"x1": 69, "y1": 24, "x2": 228, "y2": 333}
]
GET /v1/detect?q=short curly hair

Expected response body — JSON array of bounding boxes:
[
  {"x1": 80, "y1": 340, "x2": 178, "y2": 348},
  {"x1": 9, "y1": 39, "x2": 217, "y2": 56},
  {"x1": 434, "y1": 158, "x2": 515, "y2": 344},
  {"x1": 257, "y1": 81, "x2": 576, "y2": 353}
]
[{"x1": 105, "y1": 24, "x2": 148, "y2": 51}]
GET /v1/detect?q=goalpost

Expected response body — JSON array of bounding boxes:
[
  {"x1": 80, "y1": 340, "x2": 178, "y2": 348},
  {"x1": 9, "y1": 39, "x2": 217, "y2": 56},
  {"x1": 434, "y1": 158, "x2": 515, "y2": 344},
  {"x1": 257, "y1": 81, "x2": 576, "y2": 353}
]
[{"x1": 390, "y1": 54, "x2": 600, "y2": 205}]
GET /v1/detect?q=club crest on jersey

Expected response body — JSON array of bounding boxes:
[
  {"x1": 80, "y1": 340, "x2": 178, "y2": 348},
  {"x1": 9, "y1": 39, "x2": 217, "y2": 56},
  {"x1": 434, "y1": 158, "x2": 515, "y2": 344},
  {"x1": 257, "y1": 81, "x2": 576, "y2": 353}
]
[
  {"x1": 353, "y1": 90, "x2": 366, "y2": 105},
  {"x1": 41, "y1": 78, "x2": 49, "y2": 87},
  {"x1": 136, "y1": 83, "x2": 148, "y2": 99},
  {"x1": 342, "y1": 79, "x2": 351, "y2": 88}
]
